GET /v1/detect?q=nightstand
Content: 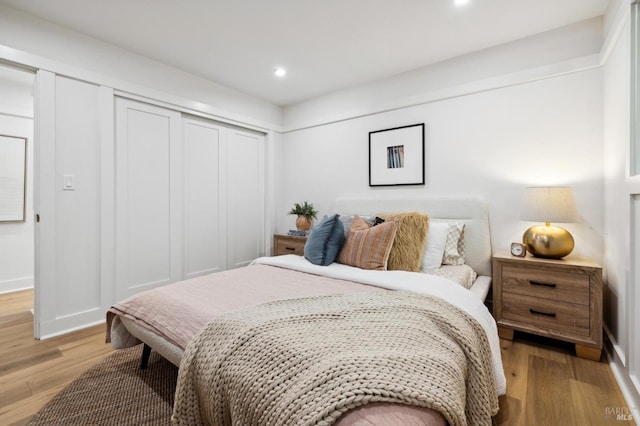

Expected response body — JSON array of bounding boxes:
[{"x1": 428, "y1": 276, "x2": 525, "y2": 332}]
[
  {"x1": 273, "y1": 234, "x2": 308, "y2": 256},
  {"x1": 492, "y1": 250, "x2": 602, "y2": 361}
]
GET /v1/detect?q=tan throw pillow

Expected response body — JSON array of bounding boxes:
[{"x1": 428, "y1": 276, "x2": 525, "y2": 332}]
[
  {"x1": 338, "y1": 215, "x2": 397, "y2": 270},
  {"x1": 378, "y1": 212, "x2": 429, "y2": 272}
]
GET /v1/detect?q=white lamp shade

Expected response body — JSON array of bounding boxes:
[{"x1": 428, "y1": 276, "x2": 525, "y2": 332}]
[{"x1": 521, "y1": 187, "x2": 579, "y2": 223}]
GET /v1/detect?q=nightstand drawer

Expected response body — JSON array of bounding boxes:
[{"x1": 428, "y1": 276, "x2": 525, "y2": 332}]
[
  {"x1": 502, "y1": 264, "x2": 589, "y2": 305},
  {"x1": 502, "y1": 292, "x2": 590, "y2": 337},
  {"x1": 273, "y1": 235, "x2": 307, "y2": 256}
]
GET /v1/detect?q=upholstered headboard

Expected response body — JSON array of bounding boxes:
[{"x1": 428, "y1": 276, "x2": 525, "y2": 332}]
[{"x1": 333, "y1": 196, "x2": 493, "y2": 276}]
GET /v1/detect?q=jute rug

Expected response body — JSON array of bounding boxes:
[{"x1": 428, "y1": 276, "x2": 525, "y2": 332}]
[{"x1": 29, "y1": 344, "x2": 177, "y2": 426}]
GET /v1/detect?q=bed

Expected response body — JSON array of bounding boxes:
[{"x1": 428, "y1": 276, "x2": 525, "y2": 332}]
[{"x1": 106, "y1": 196, "x2": 506, "y2": 426}]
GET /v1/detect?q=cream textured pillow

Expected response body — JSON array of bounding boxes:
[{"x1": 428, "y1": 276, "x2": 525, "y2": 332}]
[
  {"x1": 338, "y1": 216, "x2": 397, "y2": 270},
  {"x1": 442, "y1": 222, "x2": 466, "y2": 266},
  {"x1": 378, "y1": 212, "x2": 429, "y2": 272}
]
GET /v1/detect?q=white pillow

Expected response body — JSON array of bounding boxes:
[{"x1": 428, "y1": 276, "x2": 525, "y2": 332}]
[{"x1": 420, "y1": 222, "x2": 449, "y2": 270}]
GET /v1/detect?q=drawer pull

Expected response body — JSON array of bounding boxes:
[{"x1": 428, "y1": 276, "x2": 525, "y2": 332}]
[
  {"x1": 529, "y1": 280, "x2": 556, "y2": 288},
  {"x1": 285, "y1": 247, "x2": 296, "y2": 251},
  {"x1": 529, "y1": 308, "x2": 556, "y2": 318}
]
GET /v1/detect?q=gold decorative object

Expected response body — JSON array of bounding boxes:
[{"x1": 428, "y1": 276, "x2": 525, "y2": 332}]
[
  {"x1": 523, "y1": 224, "x2": 574, "y2": 258},
  {"x1": 521, "y1": 187, "x2": 578, "y2": 259}
]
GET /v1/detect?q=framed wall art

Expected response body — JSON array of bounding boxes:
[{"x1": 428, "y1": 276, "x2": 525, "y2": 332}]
[
  {"x1": 369, "y1": 123, "x2": 424, "y2": 186},
  {"x1": 0, "y1": 134, "x2": 27, "y2": 222}
]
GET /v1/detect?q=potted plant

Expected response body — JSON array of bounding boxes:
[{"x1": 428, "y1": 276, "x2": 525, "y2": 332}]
[{"x1": 288, "y1": 201, "x2": 318, "y2": 231}]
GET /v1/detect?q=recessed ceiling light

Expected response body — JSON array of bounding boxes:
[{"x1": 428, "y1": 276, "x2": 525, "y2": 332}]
[
  {"x1": 454, "y1": 0, "x2": 469, "y2": 5},
  {"x1": 274, "y1": 67, "x2": 287, "y2": 78}
]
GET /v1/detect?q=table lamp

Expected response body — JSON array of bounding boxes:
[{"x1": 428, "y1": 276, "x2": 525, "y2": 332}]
[{"x1": 521, "y1": 187, "x2": 579, "y2": 259}]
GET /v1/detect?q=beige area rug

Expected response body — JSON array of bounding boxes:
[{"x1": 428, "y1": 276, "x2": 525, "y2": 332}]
[{"x1": 29, "y1": 345, "x2": 177, "y2": 426}]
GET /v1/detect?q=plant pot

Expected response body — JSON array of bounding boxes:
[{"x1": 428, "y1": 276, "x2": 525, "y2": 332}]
[{"x1": 295, "y1": 215, "x2": 311, "y2": 231}]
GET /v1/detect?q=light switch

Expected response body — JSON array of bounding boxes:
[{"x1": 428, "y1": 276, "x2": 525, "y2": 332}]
[{"x1": 63, "y1": 174, "x2": 75, "y2": 191}]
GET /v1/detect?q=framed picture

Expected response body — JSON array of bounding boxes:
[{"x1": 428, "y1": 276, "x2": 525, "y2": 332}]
[
  {"x1": 369, "y1": 123, "x2": 425, "y2": 186},
  {"x1": 0, "y1": 134, "x2": 27, "y2": 222}
]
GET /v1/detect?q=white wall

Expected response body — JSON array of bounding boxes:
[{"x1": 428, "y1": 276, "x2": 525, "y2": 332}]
[
  {"x1": 603, "y1": 0, "x2": 631, "y2": 371},
  {"x1": 278, "y1": 68, "x2": 604, "y2": 264},
  {"x1": 278, "y1": 15, "x2": 607, "y2": 265},
  {"x1": 0, "y1": 67, "x2": 34, "y2": 294},
  {"x1": 602, "y1": 0, "x2": 640, "y2": 417}
]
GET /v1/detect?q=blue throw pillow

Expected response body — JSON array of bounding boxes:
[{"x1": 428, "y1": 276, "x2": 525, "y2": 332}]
[{"x1": 304, "y1": 214, "x2": 345, "y2": 266}]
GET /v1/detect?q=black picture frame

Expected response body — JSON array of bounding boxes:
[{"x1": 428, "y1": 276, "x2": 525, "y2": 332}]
[{"x1": 369, "y1": 123, "x2": 425, "y2": 186}]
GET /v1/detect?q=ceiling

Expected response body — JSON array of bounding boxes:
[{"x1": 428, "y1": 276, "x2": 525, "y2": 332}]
[{"x1": 0, "y1": 0, "x2": 609, "y2": 106}]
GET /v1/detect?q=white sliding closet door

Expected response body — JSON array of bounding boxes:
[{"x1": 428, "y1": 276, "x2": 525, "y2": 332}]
[
  {"x1": 34, "y1": 71, "x2": 107, "y2": 338},
  {"x1": 115, "y1": 98, "x2": 182, "y2": 300},
  {"x1": 227, "y1": 130, "x2": 265, "y2": 269},
  {"x1": 183, "y1": 117, "x2": 226, "y2": 278}
]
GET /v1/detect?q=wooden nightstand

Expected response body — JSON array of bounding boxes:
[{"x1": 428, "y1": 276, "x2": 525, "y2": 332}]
[
  {"x1": 273, "y1": 234, "x2": 308, "y2": 256},
  {"x1": 492, "y1": 250, "x2": 602, "y2": 361}
]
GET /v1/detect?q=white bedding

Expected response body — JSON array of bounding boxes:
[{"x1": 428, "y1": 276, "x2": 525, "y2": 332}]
[{"x1": 252, "y1": 254, "x2": 507, "y2": 395}]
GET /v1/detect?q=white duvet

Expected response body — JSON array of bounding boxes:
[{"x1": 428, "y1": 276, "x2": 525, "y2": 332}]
[{"x1": 252, "y1": 254, "x2": 507, "y2": 396}]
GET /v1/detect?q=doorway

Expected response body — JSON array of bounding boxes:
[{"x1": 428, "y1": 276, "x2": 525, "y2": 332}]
[{"x1": 0, "y1": 64, "x2": 35, "y2": 301}]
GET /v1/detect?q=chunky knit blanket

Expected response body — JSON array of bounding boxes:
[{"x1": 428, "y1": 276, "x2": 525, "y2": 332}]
[{"x1": 171, "y1": 291, "x2": 499, "y2": 426}]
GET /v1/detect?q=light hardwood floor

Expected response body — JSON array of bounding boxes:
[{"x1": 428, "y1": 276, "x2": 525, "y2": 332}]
[
  {"x1": 495, "y1": 334, "x2": 635, "y2": 425},
  {"x1": 0, "y1": 290, "x2": 113, "y2": 426},
  {"x1": 0, "y1": 289, "x2": 636, "y2": 425}
]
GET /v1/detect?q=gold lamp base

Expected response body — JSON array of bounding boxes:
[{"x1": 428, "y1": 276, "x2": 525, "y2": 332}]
[{"x1": 523, "y1": 223, "x2": 574, "y2": 259}]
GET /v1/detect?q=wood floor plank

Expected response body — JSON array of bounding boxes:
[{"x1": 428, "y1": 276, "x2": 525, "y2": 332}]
[
  {"x1": 0, "y1": 311, "x2": 32, "y2": 329},
  {"x1": 0, "y1": 322, "x2": 34, "y2": 350},
  {"x1": 499, "y1": 339, "x2": 528, "y2": 401},
  {"x1": 568, "y1": 378, "x2": 631, "y2": 425},
  {"x1": 0, "y1": 290, "x2": 32, "y2": 317},
  {"x1": 494, "y1": 394, "x2": 522, "y2": 425},
  {"x1": 524, "y1": 355, "x2": 575, "y2": 425},
  {"x1": 0, "y1": 381, "x2": 32, "y2": 409},
  {"x1": 570, "y1": 352, "x2": 628, "y2": 401},
  {"x1": 0, "y1": 382, "x2": 66, "y2": 426},
  {"x1": 0, "y1": 348, "x2": 63, "y2": 376},
  {"x1": 496, "y1": 337, "x2": 529, "y2": 425}
]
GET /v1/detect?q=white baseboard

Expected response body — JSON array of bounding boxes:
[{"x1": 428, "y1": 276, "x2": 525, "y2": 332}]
[
  {"x1": 604, "y1": 325, "x2": 640, "y2": 420},
  {"x1": 36, "y1": 307, "x2": 105, "y2": 340},
  {"x1": 0, "y1": 276, "x2": 34, "y2": 294}
]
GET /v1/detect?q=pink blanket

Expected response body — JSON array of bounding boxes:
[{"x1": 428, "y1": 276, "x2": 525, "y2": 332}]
[{"x1": 107, "y1": 264, "x2": 383, "y2": 349}]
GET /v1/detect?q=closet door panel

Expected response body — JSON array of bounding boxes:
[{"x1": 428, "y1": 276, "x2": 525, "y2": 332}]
[
  {"x1": 34, "y1": 71, "x2": 106, "y2": 337},
  {"x1": 227, "y1": 130, "x2": 264, "y2": 269},
  {"x1": 55, "y1": 76, "x2": 101, "y2": 316},
  {"x1": 115, "y1": 98, "x2": 181, "y2": 300},
  {"x1": 184, "y1": 119, "x2": 224, "y2": 278}
]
